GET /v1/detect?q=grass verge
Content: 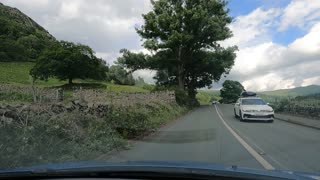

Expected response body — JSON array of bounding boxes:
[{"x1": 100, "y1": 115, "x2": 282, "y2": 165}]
[{"x1": 0, "y1": 102, "x2": 188, "y2": 169}]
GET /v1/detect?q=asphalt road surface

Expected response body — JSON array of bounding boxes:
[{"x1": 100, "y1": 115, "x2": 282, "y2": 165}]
[{"x1": 107, "y1": 104, "x2": 320, "y2": 173}]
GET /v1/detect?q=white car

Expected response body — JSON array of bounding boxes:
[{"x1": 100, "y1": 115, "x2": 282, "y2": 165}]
[{"x1": 234, "y1": 97, "x2": 274, "y2": 122}]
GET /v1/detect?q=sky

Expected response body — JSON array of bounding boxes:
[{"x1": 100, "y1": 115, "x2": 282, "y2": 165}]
[{"x1": 1, "y1": 0, "x2": 320, "y2": 91}]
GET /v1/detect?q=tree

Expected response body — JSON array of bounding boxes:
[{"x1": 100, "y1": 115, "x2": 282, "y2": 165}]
[
  {"x1": 117, "y1": 0, "x2": 237, "y2": 102},
  {"x1": 220, "y1": 80, "x2": 245, "y2": 103},
  {"x1": 30, "y1": 41, "x2": 107, "y2": 84},
  {"x1": 107, "y1": 65, "x2": 135, "y2": 85}
]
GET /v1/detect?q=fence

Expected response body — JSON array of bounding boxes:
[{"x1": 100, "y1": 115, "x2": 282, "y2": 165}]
[
  {"x1": 73, "y1": 89, "x2": 176, "y2": 106},
  {"x1": 0, "y1": 85, "x2": 176, "y2": 106}
]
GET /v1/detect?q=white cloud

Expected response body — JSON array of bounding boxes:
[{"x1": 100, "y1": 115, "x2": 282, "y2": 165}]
[
  {"x1": 278, "y1": 0, "x2": 320, "y2": 31},
  {"x1": 302, "y1": 76, "x2": 320, "y2": 87},
  {"x1": 59, "y1": 1, "x2": 80, "y2": 19},
  {"x1": 228, "y1": 21, "x2": 320, "y2": 91},
  {"x1": 289, "y1": 22, "x2": 320, "y2": 54},
  {"x1": 242, "y1": 74, "x2": 295, "y2": 92},
  {"x1": 1, "y1": 0, "x2": 49, "y2": 8},
  {"x1": 223, "y1": 8, "x2": 281, "y2": 48}
]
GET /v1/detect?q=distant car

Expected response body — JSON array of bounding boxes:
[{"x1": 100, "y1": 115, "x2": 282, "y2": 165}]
[
  {"x1": 212, "y1": 101, "x2": 219, "y2": 105},
  {"x1": 234, "y1": 96, "x2": 274, "y2": 122}
]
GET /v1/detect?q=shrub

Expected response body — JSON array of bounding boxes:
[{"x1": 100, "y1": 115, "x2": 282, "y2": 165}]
[
  {"x1": 175, "y1": 89, "x2": 199, "y2": 107},
  {"x1": 107, "y1": 103, "x2": 187, "y2": 139},
  {"x1": 0, "y1": 102, "x2": 188, "y2": 169},
  {"x1": 0, "y1": 112, "x2": 124, "y2": 169}
]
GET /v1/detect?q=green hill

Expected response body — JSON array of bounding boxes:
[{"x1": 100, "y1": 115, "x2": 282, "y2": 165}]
[
  {"x1": 0, "y1": 2, "x2": 55, "y2": 62},
  {"x1": 259, "y1": 85, "x2": 320, "y2": 97}
]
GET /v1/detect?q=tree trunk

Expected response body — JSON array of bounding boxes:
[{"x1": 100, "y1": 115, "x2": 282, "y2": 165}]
[
  {"x1": 178, "y1": 69, "x2": 185, "y2": 90},
  {"x1": 68, "y1": 78, "x2": 73, "y2": 85},
  {"x1": 177, "y1": 46, "x2": 185, "y2": 90}
]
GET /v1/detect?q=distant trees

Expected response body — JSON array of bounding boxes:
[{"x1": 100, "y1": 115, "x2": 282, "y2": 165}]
[
  {"x1": 220, "y1": 80, "x2": 245, "y2": 103},
  {"x1": 30, "y1": 41, "x2": 108, "y2": 84},
  {"x1": 107, "y1": 65, "x2": 135, "y2": 85}
]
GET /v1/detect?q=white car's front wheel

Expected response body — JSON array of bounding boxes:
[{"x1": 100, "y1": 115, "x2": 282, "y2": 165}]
[{"x1": 234, "y1": 109, "x2": 239, "y2": 118}]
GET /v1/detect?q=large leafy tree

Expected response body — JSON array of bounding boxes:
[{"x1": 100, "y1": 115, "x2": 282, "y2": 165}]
[
  {"x1": 220, "y1": 80, "x2": 245, "y2": 103},
  {"x1": 30, "y1": 41, "x2": 107, "y2": 84},
  {"x1": 118, "y1": 0, "x2": 237, "y2": 101}
]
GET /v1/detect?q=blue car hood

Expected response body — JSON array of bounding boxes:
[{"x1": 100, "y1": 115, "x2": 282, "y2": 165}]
[{"x1": 1, "y1": 161, "x2": 320, "y2": 180}]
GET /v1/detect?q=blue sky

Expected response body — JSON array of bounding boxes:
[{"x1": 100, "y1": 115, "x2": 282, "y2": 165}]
[
  {"x1": 1, "y1": 0, "x2": 320, "y2": 90},
  {"x1": 227, "y1": 0, "x2": 303, "y2": 46},
  {"x1": 228, "y1": 0, "x2": 291, "y2": 16}
]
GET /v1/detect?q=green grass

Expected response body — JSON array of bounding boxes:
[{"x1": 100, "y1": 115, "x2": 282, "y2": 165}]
[
  {"x1": 0, "y1": 62, "x2": 66, "y2": 86},
  {"x1": 0, "y1": 62, "x2": 147, "y2": 93}
]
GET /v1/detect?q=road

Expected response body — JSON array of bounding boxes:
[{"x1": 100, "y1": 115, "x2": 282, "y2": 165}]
[{"x1": 106, "y1": 104, "x2": 320, "y2": 173}]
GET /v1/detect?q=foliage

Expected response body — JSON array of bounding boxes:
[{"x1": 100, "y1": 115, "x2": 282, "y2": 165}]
[
  {"x1": 220, "y1": 80, "x2": 245, "y2": 103},
  {"x1": 117, "y1": 0, "x2": 237, "y2": 103},
  {"x1": 0, "y1": 91, "x2": 33, "y2": 102},
  {"x1": 107, "y1": 65, "x2": 135, "y2": 86},
  {"x1": 0, "y1": 111, "x2": 124, "y2": 169},
  {"x1": 0, "y1": 102, "x2": 188, "y2": 169},
  {"x1": 196, "y1": 90, "x2": 221, "y2": 105},
  {"x1": 108, "y1": 102, "x2": 187, "y2": 139},
  {"x1": 269, "y1": 94, "x2": 320, "y2": 118},
  {"x1": 0, "y1": 3, "x2": 55, "y2": 62},
  {"x1": 135, "y1": 76, "x2": 155, "y2": 91},
  {"x1": 175, "y1": 88, "x2": 199, "y2": 107},
  {"x1": 30, "y1": 41, "x2": 108, "y2": 84}
]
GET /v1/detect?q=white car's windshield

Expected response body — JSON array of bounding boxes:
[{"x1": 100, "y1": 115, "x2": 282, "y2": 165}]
[{"x1": 242, "y1": 99, "x2": 266, "y2": 105}]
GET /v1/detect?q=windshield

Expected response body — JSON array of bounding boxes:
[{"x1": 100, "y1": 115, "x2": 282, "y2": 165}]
[
  {"x1": 242, "y1": 99, "x2": 266, "y2": 105},
  {"x1": 1, "y1": 0, "x2": 320, "y2": 178}
]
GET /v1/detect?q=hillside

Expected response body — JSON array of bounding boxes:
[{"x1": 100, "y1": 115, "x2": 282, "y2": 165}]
[
  {"x1": 0, "y1": 2, "x2": 55, "y2": 62},
  {"x1": 259, "y1": 85, "x2": 320, "y2": 97}
]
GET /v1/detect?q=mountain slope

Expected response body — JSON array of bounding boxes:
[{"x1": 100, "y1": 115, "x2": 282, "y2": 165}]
[
  {"x1": 0, "y1": 2, "x2": 55, "y2": 62},
  {"x1": 259, "y1": 85, "x2": 320, "y2": 97}
]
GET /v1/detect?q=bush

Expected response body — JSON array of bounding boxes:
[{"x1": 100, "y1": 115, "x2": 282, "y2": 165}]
[
  {"x1": 0, "y1": 91, "x2": 33, "y2": 102},
  {"x1": 0, "y1": 112, "x2": 124, "y2": 169},
  {"x1": 175, "y1": 89, "x2": 199, "y2": 107},
  {"x1": 0, "y1": 102, "x2": 188, "y2": 169},
  {"x1": 107, "y1": 103, "x2": 187, "y2": 139}
]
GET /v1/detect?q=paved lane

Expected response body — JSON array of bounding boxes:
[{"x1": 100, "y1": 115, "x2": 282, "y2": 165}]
[
  {"x1": 217, "y1": 104, "x2": 320, "y2": 173},
  {"x1": 106, "y1": 105, "x2": 320, "y2": 173},
  {"x1": 107, "y1": 106, "x2": 263, "y2": 169}
]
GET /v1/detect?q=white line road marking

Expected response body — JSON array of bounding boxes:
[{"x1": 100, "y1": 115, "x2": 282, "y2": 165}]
[
  {"x1": 216, "y1": 106, "x2": 288, "y2": 170},
  {"x1": 231, "y1": 125, "x2": 288, "y2": 170},
  {"x1": 216, "y1": 105, "x2": 224, "y2": 116},
  {"x1": 214, "y1": 105, "x2": 275, "y2": 170}
]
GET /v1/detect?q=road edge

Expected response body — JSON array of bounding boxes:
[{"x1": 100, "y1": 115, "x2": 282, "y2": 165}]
[
  {"x1": 275, "y1": 116, "x2": 320, "y2": 130},
  {"x1": 214, "y1": 105, "x2": 275, "y2": 170}
]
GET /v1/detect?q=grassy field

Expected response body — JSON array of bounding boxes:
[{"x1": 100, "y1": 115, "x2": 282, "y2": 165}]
[{"x1": 0, "y1": 62, "x2": 147, "y2": 92}]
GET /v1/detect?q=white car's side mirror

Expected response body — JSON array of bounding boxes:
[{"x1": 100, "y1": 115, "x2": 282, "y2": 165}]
[{"x1": 235, "y1": 103, "x2": 240, "y2": 106}]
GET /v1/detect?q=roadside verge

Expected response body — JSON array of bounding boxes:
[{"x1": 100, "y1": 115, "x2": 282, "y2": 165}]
[{"x1": 275, "y1": 113, "x2": 320, "y2": 130}]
